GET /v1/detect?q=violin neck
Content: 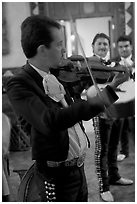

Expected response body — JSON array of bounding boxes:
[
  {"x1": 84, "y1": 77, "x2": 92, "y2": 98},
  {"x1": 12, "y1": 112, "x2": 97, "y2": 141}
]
[{"x1": 91, "y1": 66, "x2": 125, "y2": 73}]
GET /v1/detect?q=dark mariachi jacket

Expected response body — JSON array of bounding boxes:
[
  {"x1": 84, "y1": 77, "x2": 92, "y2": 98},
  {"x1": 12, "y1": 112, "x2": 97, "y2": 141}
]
[{"x1": 6, "y1": 62, "x2": 118, "y2": 162}]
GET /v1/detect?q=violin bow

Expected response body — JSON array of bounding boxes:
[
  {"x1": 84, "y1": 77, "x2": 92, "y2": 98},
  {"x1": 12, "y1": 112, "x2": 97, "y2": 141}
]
[{"x1": 65, "y1": 6, "x2": 112, "y2": 116}]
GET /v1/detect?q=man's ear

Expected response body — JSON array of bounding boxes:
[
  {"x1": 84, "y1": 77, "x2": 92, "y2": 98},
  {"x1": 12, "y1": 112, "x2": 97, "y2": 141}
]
[{"x1": 37, "y1": 45, "x2": 47, "y2": 55}]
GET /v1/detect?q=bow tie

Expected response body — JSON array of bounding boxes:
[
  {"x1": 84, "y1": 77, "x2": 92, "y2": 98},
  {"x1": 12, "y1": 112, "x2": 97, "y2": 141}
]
[
  {"x1": 43, "y1": 74, "x2": 66, "y2": 102},
  {"x1": 100, "y1": 58, "x2": 111, "y2": 66}
]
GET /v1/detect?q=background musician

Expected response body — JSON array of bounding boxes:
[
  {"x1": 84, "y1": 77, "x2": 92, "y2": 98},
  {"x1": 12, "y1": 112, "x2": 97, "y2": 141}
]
[
  {"x1": 113, "y1": 35, "x2": 135, "y2": 81},
  {"x1": 112, "y1": 35, "x2": 135, "y2": 162},
  {"x1": 91, "y1": 33, "x2": 133, "y2": 202}
]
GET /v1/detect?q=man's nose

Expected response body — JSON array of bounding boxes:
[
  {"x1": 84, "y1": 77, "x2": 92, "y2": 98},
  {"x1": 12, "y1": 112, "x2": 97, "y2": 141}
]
[
  {"x1": 122, "y1": 47, "x2": 126, "y2": 51},
  {"x1": 61, "y1": 47, "x2": 66, "y2": 53},
  {"x1": 100, "y1": 44, "x2": 105, "y2": 49}
]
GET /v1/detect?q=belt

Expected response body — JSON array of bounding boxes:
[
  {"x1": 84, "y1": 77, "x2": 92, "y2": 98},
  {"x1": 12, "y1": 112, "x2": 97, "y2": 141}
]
[{"x1": 46, "y1": 154, "x2": 86, "y2": 168}]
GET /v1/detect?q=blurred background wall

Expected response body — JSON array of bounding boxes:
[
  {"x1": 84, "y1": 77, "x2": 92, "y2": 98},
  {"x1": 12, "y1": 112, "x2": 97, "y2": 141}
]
[
  {"x1": 2, "y1": 2, "x2": 30, "y2": 68},
  {"x1": 2, "y1": 2, "x2": 135, "y2": 69}
]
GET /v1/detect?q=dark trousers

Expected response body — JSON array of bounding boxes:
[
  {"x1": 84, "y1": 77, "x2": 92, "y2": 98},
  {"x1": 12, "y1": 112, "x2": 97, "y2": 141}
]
[
  {"x1": 119, "y1": 118, "x2": 129, "y2": 157},
  {"x1": 34, "y1": 162, "x2": 88, "y2": 202},
  {"x1": 93, "y1": 117, "x2": 121, "y2": 193}
]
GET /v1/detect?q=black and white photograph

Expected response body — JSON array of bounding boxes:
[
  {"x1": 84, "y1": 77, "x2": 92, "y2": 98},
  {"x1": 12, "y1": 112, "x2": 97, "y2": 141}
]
[{"x1": 2, "y1": 2, "x2": 135, "y2": 202}]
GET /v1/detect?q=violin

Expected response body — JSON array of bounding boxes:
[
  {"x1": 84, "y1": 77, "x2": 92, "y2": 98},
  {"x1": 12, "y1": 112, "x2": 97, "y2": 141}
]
[
  {"x1": 50, "y1": 56, "x2": 127, "y2": 85},
  {"x1": 70, "y1": 55, "x2": 126, "y2": 72}
]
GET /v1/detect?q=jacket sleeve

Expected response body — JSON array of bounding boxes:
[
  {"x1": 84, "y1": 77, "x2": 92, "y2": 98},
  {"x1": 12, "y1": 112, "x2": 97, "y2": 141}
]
[{"x1": 6, "y1": 76, "x2": 119, "y2": 133}]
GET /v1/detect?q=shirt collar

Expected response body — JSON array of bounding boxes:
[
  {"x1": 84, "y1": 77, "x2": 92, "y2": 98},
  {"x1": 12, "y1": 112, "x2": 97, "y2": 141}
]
[
  {"x1": 29, "y1": 63, "x2": 50, "y2": 78},
  {"x1": 121, "y1": 54, "x2": 132, "y2": 61}
]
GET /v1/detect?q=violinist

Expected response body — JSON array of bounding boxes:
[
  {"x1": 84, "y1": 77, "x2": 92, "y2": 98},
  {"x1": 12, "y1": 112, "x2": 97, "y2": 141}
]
[
  {"x1": 6, "y1": 15, "x2": 130, "y2": 202},
  {"x1": 91, "y1": 33, "x2": 133, "y2": 202}
]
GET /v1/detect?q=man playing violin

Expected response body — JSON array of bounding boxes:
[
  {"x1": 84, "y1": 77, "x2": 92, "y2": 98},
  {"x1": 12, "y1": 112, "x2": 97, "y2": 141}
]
[
  {"x1": 91, "y1": 33, "x2": 133, "y2": 202},
  {"x1": 6, "y1": 16, "x2": 130, "y2": 202}
]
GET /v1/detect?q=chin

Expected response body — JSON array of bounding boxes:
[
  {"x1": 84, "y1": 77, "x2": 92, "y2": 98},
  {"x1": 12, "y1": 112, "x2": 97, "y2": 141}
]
[
  {"x1": 51, "y1": 64, "x2": 58, "y2": 69},
  {"x1": 122, "y1": 55, "x2": 128, "y2": 58},
  {"x1": 99, "y1": 53, "x2": 106, "y2": 58}
]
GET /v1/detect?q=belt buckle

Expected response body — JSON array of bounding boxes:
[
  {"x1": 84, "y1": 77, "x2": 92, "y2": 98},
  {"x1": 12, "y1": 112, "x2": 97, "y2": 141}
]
[
  {"x1": 47, "y1": 161, "x2": 60, "y2": 167},
  {"x1": 77, "y1": 157, "x2": 84, "y2": 167}
]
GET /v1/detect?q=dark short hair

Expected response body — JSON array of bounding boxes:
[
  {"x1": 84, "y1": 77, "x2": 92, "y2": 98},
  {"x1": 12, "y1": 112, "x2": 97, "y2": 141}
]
[
  {"x1": 117, "y1": 35, "x2": 132, "y2": 45},
  {"x1": 92, "y1": 33, "x2": 110, "y2": 45},
  {"x1": 21, "y1": 15, "x2": 61, "y2": 58}
]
